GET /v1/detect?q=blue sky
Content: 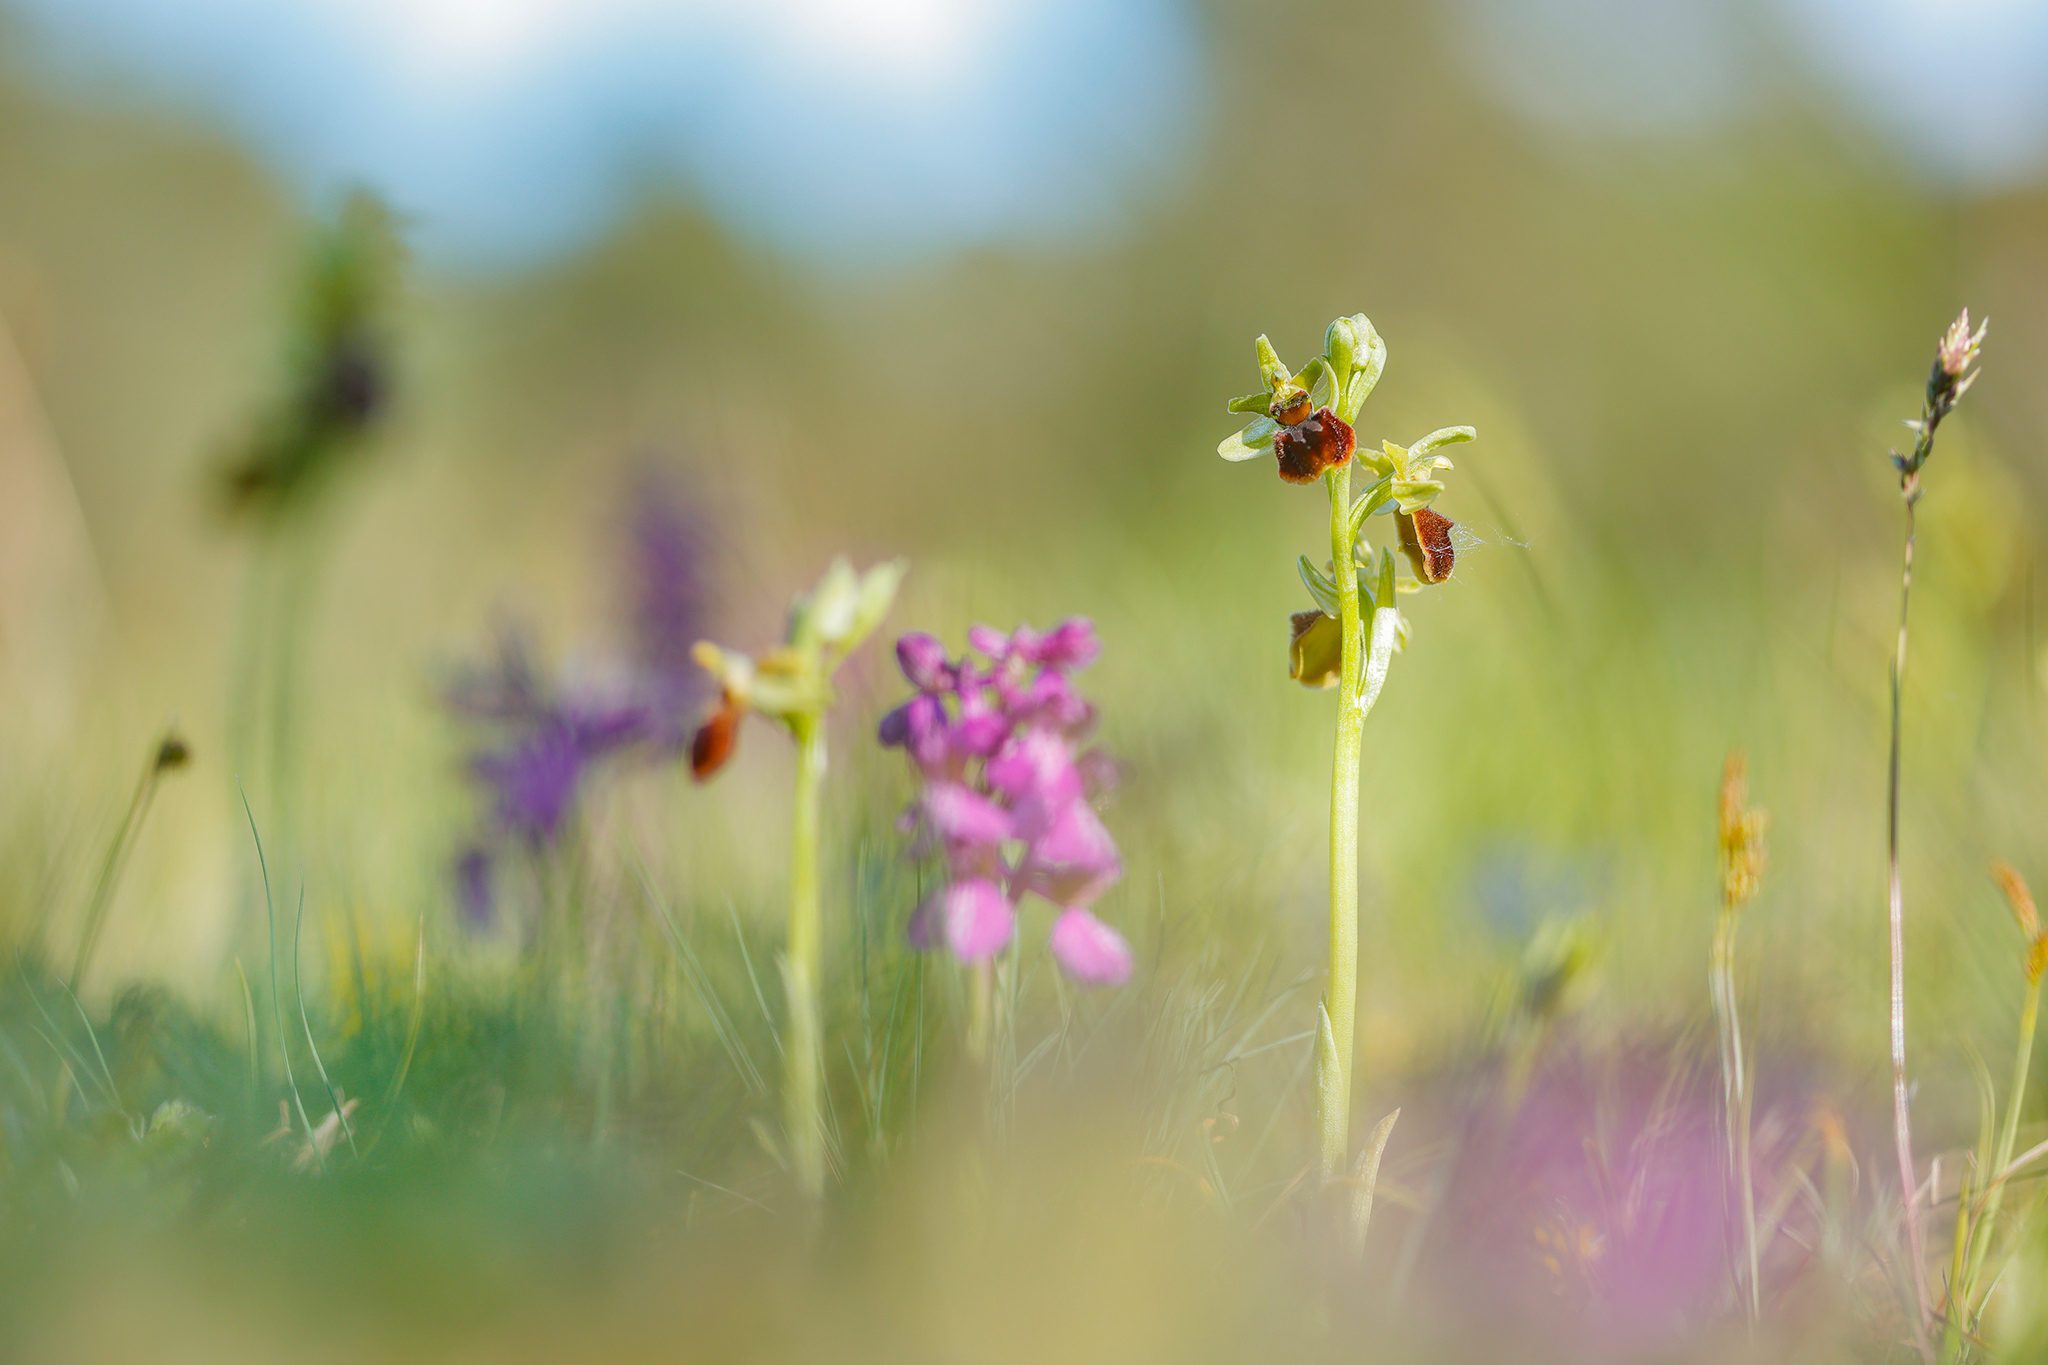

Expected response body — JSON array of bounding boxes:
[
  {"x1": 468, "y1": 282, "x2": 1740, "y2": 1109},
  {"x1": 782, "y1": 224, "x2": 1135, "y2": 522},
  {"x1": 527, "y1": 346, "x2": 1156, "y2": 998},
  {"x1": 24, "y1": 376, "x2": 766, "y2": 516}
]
[
  {"x1": 1457, "y1": 0, "x2": 2048, "y2": 183},
  {"x1": 10, "y1": 0, "x2": 1201, "y2": 265},
  {"x1": 9, "y1": 0, "x2": 2048, "y2": 267}
]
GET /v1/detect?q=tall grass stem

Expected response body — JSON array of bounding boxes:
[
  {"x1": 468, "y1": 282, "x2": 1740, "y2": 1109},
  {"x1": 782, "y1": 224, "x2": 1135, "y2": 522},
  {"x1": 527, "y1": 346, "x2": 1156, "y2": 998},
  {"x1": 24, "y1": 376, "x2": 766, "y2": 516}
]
[
  {"x1": 1889, "y1": 496, "x2": 1934, "y2": 1357},
  {"x1": 67, "y1": 748, "x2": 167, "y2": 989}
]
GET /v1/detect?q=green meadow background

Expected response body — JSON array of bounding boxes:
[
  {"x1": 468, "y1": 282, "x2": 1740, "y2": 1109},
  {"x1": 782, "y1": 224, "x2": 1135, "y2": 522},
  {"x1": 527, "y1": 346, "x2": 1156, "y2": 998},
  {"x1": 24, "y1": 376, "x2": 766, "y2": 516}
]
[{"x1": 4, "y1": 1, "x2": 2048, "y2": 1359}]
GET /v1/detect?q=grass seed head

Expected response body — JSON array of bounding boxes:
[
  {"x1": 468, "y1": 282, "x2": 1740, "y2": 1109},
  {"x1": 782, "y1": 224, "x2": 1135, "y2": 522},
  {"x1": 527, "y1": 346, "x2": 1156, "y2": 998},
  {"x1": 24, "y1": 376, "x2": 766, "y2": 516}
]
[
  {"x1": 1717, "y1": 753, "x2": 1767, "y2": 907},
  {"x1": 1992, "y1": 860, "x2": 2048, "y2": 983}
]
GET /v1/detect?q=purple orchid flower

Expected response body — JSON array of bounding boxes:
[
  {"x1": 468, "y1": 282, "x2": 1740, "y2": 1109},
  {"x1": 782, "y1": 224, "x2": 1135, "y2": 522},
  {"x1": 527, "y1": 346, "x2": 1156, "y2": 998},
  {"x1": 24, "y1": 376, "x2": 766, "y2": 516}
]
[
  {"x1": 622, "y1": 468, "x2": 715, "y2": 742},
  {"x1": 444, "y1": 470, "x2": 715, "y2": 929},
  {"x1": 444, "y1": 634, "x2": 656, "y2": 927},
  {"x1": 466, "y1": 697, "x2": 653, "y2": 845},
  {"x1": 879, "y1": 618, "x2": 1132, "y2": 987}
]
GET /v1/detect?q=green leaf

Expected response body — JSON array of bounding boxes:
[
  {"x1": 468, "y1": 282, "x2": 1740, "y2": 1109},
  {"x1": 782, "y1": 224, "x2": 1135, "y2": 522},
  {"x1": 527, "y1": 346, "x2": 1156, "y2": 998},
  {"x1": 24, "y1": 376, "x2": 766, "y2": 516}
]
[
  {"x1": 1355, "y1": 552, "x2": 1399, "y2": 717},
  {"x1": 1348, "y1": 1108, "x2": 1401, "y2": 1257},
  {"x1": 1218, "y1": 416, "x2": 1278, "y2": 462},
  {"x1": 1315, "y1": 1002, "x2": 1344, "y2": 1162},
  {"x1": 1298, "y1": 555, "x2": 1340, "y2": 617}
]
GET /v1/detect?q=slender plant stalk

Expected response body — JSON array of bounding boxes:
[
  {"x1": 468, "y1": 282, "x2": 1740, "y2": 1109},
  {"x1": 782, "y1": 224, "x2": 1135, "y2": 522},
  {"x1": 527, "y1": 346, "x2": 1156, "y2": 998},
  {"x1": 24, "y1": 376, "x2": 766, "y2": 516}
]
[
  {"x1": 1882, "y1": 306, "x2": 1983, "y2": 1357},
  {"x1": 691, "y1": 557, "x2": 905, "y2": 1202},
  {"x1": 1711, "y1": 901, "x2": 1760, "y2": 1325},
  {"x1": 1317, "y1": 459, "x2": 1364, "y2": 1184},
  {"x1": 69, "y1": 746, "x2": 170, "y2": 988},
  {"x1": 1888, "y1": 490, "x2": 1935, "y2": 1356},
  {"x1": 240, "y1": 786, "x2": 316, "y2": 1155},
  {"x1": 784, "y1": 712, "x2": 827, "y2": 1198}
]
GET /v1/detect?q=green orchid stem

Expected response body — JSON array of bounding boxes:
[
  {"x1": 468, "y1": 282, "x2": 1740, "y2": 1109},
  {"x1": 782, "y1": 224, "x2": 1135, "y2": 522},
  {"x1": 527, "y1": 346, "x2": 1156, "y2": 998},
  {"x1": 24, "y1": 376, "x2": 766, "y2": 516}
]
[
  {"x1": 784, "y1": 711, "x2": 828, "y2": 1199},
  {"x1": 1318, "y1": 460, "x2": 1365, "y2": 1185}
]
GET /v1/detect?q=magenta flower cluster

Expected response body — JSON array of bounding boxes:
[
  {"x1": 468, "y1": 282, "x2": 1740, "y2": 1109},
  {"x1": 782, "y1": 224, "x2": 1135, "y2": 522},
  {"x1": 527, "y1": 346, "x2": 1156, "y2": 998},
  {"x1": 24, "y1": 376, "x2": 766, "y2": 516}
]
[{"x1": 879, "y1": 620, "x2": 1133, "y2": 986}]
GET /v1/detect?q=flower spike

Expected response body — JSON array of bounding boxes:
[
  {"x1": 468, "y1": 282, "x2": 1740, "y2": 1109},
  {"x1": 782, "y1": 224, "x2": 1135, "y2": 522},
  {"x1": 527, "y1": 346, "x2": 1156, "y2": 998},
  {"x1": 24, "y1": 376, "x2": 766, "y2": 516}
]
[{"x1": 1212, "y1": 313, "x2": 1476, "y2": 1186}]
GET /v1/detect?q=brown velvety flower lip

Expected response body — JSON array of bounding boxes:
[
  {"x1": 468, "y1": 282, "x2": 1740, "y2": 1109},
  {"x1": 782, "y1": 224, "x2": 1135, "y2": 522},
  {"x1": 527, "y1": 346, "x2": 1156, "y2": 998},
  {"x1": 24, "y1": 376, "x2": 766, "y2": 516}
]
[
  {"x1": 1273, "y1": 408, "x2": 1355, "y2": 484},
  {"x1": 1398, "y1": 506, "x2": 1456, "y2": 583},
  {"x1": 690, "y1": 693, "x2": 744, "y2": 780}
]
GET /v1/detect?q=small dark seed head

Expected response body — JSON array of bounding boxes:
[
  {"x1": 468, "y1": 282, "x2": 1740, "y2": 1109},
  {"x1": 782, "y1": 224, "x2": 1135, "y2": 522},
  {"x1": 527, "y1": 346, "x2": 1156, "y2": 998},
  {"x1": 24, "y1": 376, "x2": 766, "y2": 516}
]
[{"x1": 153, "y1": 735, "x2": 192, "y2": 772}]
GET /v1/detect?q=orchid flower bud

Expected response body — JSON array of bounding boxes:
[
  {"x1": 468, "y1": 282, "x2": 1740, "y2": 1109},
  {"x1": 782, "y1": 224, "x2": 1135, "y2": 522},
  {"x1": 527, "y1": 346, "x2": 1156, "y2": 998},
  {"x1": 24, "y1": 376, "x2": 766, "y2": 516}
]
[
  {"x1": 795, "y1": 557, "x2": 861, "y2": 649},
  {"x1": 843, "y1": 559, "x2": 908, "y2": 653},
  {"x1": 1333, "y1": 314, "x2": 1386, "y2": 423}
]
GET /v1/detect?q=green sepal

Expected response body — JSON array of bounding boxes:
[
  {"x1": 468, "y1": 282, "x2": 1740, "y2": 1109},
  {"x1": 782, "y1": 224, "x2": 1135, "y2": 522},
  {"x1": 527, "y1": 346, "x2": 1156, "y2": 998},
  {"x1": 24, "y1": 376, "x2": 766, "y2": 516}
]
[
  {"x1": 1392, "y1": 477, "x2": 1446, "y2": 513},
  {"x1": 746, "y1": 671, "x2": 831, "y2": 720},
  {"x1": 1227, "y1": 391, "x2": 1274, "y2": 415},
  {"x1": 1218, "y1": 416, "x2": 1279, "y2": 462},
  {"x1": 1255, "y1": 334, "x2": 1292, "y2": 392},
  {"x1": 1298, "y1": 555, "x2": 1340, "y2": 618},
  {"x1": 1356, "y1": 440, "x2": 1398, "y2": 481},
  {"x1": 1298, "y1": 356, "x2": 1336, "y2": 410}
]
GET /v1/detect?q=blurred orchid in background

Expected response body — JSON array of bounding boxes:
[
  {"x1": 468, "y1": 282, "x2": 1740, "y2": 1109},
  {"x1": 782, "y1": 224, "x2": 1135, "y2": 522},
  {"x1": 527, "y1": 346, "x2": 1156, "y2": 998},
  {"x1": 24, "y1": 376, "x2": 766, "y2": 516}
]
[
  {"x1": 444, "y1": 469, "x2": 713, "y2": 928},
  {"x1": 689, "y1": 554, "x2": 906, "y2": 1199},
  {"x1": 880, "y1": 619, "x2": 1131, "y2": 987}
]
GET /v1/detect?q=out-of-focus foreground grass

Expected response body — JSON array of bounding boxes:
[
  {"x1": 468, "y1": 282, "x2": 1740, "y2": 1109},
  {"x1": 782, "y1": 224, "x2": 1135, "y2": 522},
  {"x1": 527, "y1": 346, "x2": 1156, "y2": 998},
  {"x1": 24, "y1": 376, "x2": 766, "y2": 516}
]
[{"x1": 5, "y1": 1, "x2": 2048, "y2": 1359}]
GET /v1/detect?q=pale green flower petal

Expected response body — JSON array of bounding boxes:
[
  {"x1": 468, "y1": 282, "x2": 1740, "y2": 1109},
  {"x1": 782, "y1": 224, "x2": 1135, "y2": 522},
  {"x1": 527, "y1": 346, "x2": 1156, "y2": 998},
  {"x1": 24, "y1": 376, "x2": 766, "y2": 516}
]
[{"x1": 1218, "y1": 416, "x2": 1279, "y2": 462}]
